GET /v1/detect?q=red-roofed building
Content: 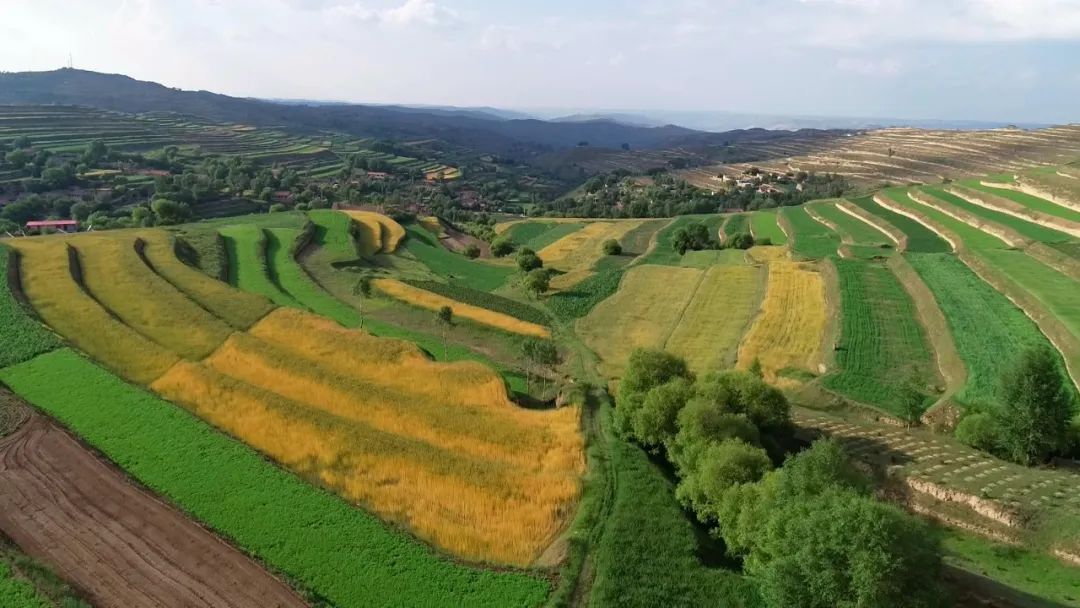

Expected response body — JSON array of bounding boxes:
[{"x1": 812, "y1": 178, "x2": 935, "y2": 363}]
[{"x1": 26, "y1": 219, "x2": 78, "y2": 233}]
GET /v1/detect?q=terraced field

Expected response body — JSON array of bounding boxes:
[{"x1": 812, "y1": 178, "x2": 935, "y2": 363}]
[
  {"x1": 6, "y1": 231, "x2": 583, "y2": 568},
  {"x1": 373, "y1": 278, "x2": 551, "y2": 338},
  {"x1": 736, "y1": 260, "x2": 827, "y2": 384},
  {"x1": 538, "y1": 220, "x2": 645, "y2": 272},
  {"x1": 851, "y1": 195, "x2": 952, "y2": 253},
  {"x1": 808, "y1": 200, "x2": 895, "y2": 259},
  {"x1": 748, "y1": 209, "x2": 787, "y2": 244},
  {"x1": 922, "y1": 187, "x2": 1073, "y2": 244},
  {"x1": 781, "y1": 205, "x2": 840, "y2": 259},
  {"x1": 822, "y1": 258, "x2": 938, "y2": 416}
]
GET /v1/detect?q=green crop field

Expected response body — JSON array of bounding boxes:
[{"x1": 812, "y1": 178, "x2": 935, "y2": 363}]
[
  {"x1": 749, "y1": 210, "x2": 787, "y2": 245},
  {"x1": 0, "y1": 349, "x2": 549, "y2": 608},
  {"x1": 979, "y1": 249, "x2": 1080, "y2": 339},
  {"x1": 822, "y1": 258, "x2": 937, "y2": 415},
  {"x1": 921, "y1": 187, "x2": 1072, "y2": 243},
  {"x1": 943, "y1": 529, "x2": 1080, "y2": 606},
  {"x1": 401, "y1": 226, "x2": 513, "y2": 292},
  {"x1": 721, "y1": 213, "x2": 748, "y2": 240},
  {"x1": 220, "y1": 225, "x2": 299, "y2": 307},
  {"x1": 850, "y1": 196, "x2": 951, "y2": 253},
  {"x1": 505, "y1": 221, "x2": 586, "y2": 251},
  {"x1": 781, "y1": 205, "x2": 840, "y2": 259},
  {"x1": 811, "y1": 201, "x2": 894, "y2": 254},
  {"x1": 906, "y1": 253, "x2": 1060, "y2": 406},
  {"x1": 902, "y1": 189, "x2": 1011, "y2": 250},
  {"x1": 0, "y1": 245, "x2": 62, "y2": 367},
  {"x1": 965, "y1": 181, "x2": 1080, "y2": 224},
  {"x1": 635, "y1": 216, "x2": 710, "y2": 266}
]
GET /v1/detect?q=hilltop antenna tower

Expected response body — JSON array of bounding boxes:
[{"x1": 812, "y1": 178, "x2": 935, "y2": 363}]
[{"x1": 67, "y1": 53, "x2": 73, "y2": 69}]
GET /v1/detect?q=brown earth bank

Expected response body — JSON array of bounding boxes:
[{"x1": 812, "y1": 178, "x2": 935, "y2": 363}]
[{"x1": 0, "y1": 411, "x2": 307, "y2": 608}]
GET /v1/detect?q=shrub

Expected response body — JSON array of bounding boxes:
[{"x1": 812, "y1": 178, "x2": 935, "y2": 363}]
[
  {"x1": 516, "y1": 248, "x2": 543, "y2": 272},
  {"x1": 463, "y1": 244, "x2": 481, "y2": 259},
  {"x1": 268, "y1": 203, "x2": 286, "y2": 213},
  {"x1": 524, "y1": 268, "x2": 551, "y2": 297},
  {"x1": 954, "y1": 412, "x2": 1000, "y2": 454},
  {"x1": 602, "y1": 239, "x2": 622, "y2": 255},
  {"x1": 491, "y1": 237, "x2": 515, "y2": 257}
]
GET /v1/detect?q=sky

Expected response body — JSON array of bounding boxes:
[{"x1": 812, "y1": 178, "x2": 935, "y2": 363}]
[{"x1": 2, "y1": 0, "x2": 1080, "y2": 124}]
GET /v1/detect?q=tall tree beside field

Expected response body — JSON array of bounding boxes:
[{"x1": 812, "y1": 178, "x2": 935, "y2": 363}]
[
  {"x1": 996, "y1": 347, "x2": 1077, "y2": 465},
  {"x1": 436, "y1": 305, "x2": 453, "y2": 359},
  {"x1": 521, "y1": 338, "x2": 558, "y2": 395},
  {"x1": 352, "y1": 275, "x2": 372, "y2": 329}
]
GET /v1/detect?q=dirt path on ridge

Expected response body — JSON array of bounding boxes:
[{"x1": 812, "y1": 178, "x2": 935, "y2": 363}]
[{"x1": 0, "y1": 411, "x2": 307, "y2": 608}]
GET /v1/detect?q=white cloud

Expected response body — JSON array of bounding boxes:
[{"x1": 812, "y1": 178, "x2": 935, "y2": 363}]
[
  {"x1": 836, "y1": 56, "x2": 903, "y2": 77},
  {"x1": 326, "y1": 0, "x2": 457, "y2": 26}
]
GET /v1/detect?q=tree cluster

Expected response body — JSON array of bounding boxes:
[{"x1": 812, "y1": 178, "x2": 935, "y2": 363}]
[
  {"x1": 954, "y1": 346, "x2": 1078, "y2": 465},
  {"x1": 616, "y1": 349, "x2": 946, "y2": 608}
]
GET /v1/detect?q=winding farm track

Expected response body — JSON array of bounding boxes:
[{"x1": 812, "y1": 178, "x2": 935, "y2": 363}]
[{"x1": 0, "y1": 412, "x2": 307, "y2": 608}]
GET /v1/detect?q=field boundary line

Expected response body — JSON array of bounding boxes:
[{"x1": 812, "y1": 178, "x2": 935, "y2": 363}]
[
  {"x1": 946, "y1": 186, "x2": 1080, "y2": 239},
  {"x1": 659, "y1": 268, "x2": 708, "y2": 352},
  {"x1": 906, "y1": 190, "x2": 1020, "y2": 248},
  {"x1": 874, "y1": 194, "x2": 959, "y2": 253},
  {"x1": 836, "y1": 200, "x2": 903, "y2": 248},
  {"x1": 981, "y1": 179, "x2": 1080, "y2": 214}
]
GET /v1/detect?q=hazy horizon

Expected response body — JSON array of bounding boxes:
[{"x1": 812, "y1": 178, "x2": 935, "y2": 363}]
[{"x1": 3, "y1": 0, "x2": 1080, "y2": 125}]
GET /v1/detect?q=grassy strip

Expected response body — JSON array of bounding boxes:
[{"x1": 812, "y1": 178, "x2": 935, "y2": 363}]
[
  {"x1": 721, "y1": 214, "x2": 749, "y2": 241},
  {"x1": 922, "y1": 187, "x2": 1071, "y2": 244},
  {"x1": 0, "y1": 245, "x2": 62, "y2": 368},
  {"x1": 508, "y1": 222, "x2": 587, "y2": 251},
  {"x1": 547, "y1": 267, "x2": 625, "y2": 322},
  {"x1": 781, "y1": 206, "x2": 841, "y2": 260},
  {"x1": 978, "y1": 249, "x2": 1080, "y2": 339},
  {"x1": 749, "y1": 210, "x2": 787, "y2": 245},
  {"x1": 0, "y1": 539, "x2": 88, "y2": 608},
  {"x1": 906, "y1": 253, "x2": 1056, "y2": 407},
  {"x1": 851, "y1": 196, "x2": 951, "y2": 253},
  {"x1": 589, "y1": 404, "x2": 761, "y2": 608},
  {"x1": 822, "y1": 258, "x2": 937, "y2": 416},
  {"x1": 634, "y1": 217, "x2": 699, "y2": 266},
  {"x1": 943, "y1": 529, "x2": 1080, "y2": 606},
  {"x1": 966, "y1": 181, "x2": 1080, "y2": 224},
  {"x1": 0, "y1": 349, "x2": 550, "y2": 608},
  {"x1": 902, "y1": 190, "x2": 1010, "y2": 250},
  {"x1": 220, "y1": 225, "x2": 299, "y2": 307},
  {"x1": 402, "y1": 280, "x2": 550, "y2": 326},
  {"x1": 812, "y1": 202, "x2": 893, "y2": 248},
  {"x1": 402, "y1": 226, "x2": 513, "y2": 292}
]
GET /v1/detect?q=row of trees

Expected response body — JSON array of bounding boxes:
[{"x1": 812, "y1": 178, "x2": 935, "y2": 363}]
[{"x1": 616, "y1": 349, "x2": 945, "y2": 608}]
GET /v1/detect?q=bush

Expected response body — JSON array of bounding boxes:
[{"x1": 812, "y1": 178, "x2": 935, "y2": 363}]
[
  {"x1": 463, "y1": 244, "x2": 481, "y2": 259},
  {"x1": 491, "y1": 237, "x2": 515, "y2": 257},
  {"x1": 268, "y1": 203, "x2": 286, "y2": 213},
  {"x1": 516, "y1": 248, "x2": 543, "y2": 272},
  {"x1": 954, "y1": 412, "x2": 1000, "y2": 453},
  {"x1": 602, "y1": 239, "x2": 622, "y2": 255}
]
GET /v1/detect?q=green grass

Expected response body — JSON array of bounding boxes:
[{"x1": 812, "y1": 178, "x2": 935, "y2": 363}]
[
  {"x1": 635, "y1": 217, "x2": 697, "y2": 266},
  {"x1": 506, "y1": 222, "x2": 585, "y2": 251},
  {"x1": 850, "y1": 196, "x2": 951, "y2": 253},
  {"x1": 922, "y1": 187, "x2": 1072, "y2": 244},
  {"x1": 590, "y1": 405, "x2": 761, "y2": 608},
  {"x1": 907, "y1": 253, "x2": 1059, "y2": 406},
  {"x1": 812, "y1": 202, "x2": 893, "y2": 250},
  {"x1": 402, "y1": 226, "x2": 513, "y2": 292},
  {"x1": 978, "y1": 249, "x2": 1080, "y2": 340},
  {"x1": 822, "y1": 259, "x2": 936, "y2": 415},
  {"x1": 0, "y1": 245, "x2": 62, "y2": 367},
  {"x1": 220, "y1": 225, "x2": 299, "y2": 307},
  {"x1": 307, "y1": 209, "x2": 358, "y2": 262},
  {"x1": 0, "y1": 349, "x2": 549, "y2": 608},
  {"x1": 748, "y1": 210, "x2": 787, "y2": 245},
  {"x1": 547, "y1": 267, "x2": 625, "y2": 321},
  {"x1": 617, "y1": 219, "x2": 668, "y2": 256},
  {"x1": 782, "y1": 206, "x2": 841, "y2": 259},
  {"x1": 902, "y1": 189, "x2": 1011, "y2": 250},
  {"x1": 0, "y1": 563, "x2": 49, "y2": 608},
  {"x1": 966, "y1": 180, "x2": 1080, "y2": 224},
  {"x1": 721, "y1": 214, "x2": 749, "y2": 241},
  {"x1": 943, "y1": 529, "x2": 1080, "y2": 607}
]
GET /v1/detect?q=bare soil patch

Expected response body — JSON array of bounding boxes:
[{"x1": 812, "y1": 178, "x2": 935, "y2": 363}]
[{"x1": 0, "y1": 409, "x2": 307, "y2": 608}]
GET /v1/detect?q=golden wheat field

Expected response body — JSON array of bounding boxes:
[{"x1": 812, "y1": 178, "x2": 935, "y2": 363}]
[
  {"x1": 419, "y1": 215, "x2": 447, "y2": 237},
  {"x1": 736, "y1": 260, "x2": 827, "y2": 384},
  {"x1": 538, "y1": 220, "x2": 644, "y2": 271},
  {"x1": 342, "y1": 210, "x2": 406, "y2": 254},
  {"x1": 152, "y1": 308, "x2": 583, "y2": 565},
  {"x1": 578, "y1": 265, "x2": 704, "y2": 379},
  {"x1": 373, "y1": 278, "x2": 551, "y2": 338},
  {"x1": 8, "y1": 237, "x2": 179, "y2": 383},
  {"x1": 666, "y1": 264, "x2": 765, "y2": 375}
]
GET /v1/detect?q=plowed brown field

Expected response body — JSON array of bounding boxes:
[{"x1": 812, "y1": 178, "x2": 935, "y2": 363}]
[{"x1": 0, "y1": 411, "x2": 306, "y2": 608}]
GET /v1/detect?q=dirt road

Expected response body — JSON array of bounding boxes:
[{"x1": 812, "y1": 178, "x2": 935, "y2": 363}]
[{"x1": 0, "y1": 413, "x2": 307, "y2": 608}]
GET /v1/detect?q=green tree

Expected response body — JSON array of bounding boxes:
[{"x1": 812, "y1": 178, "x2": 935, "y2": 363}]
[
  {"x1": 748, "y1": 357, "x2": 764, "y2": 379},
  {"x1": 524, "y1": 268, "x2": 551, "y2": 298},
  {"x1": 464, "y1": 244, "x2": 481, "y2": 259},
  {"x1": 352, "y1": 275, "x2": 373, "y2": 329},
  {"x1": 954, "y1": 412, "x2": 1000, "y2": 454},
  {"x1": 616, "y1": 349, "x2": 693, "y2": 436},
  {"x1": 436, "y1": 305, "x2": 453, "y2": 359},
  {"x1": 150, "y1": 198, "x2": 190, "y2": 225},
  {"x1": 521, "y1": 338, "x2": 558, "y2": 394},
  {"x1": 602, "y1": 239, "x2": 622, "y2": 255},
  {"x1": 516, "y1": 247, "x2": 543, "y2": 272},
  {"x1": 996, "y1": 346, "x2": 1076, "y2": 464},
  {"x1": 675, "y1": 439, "x2": 771, "y2": 518},
  {"x1": 631, "y1": 377, "x2": 695, "y2": 449},
  {"x1": 491, "y1": 237, "x2": 515, "y2": 257}
]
